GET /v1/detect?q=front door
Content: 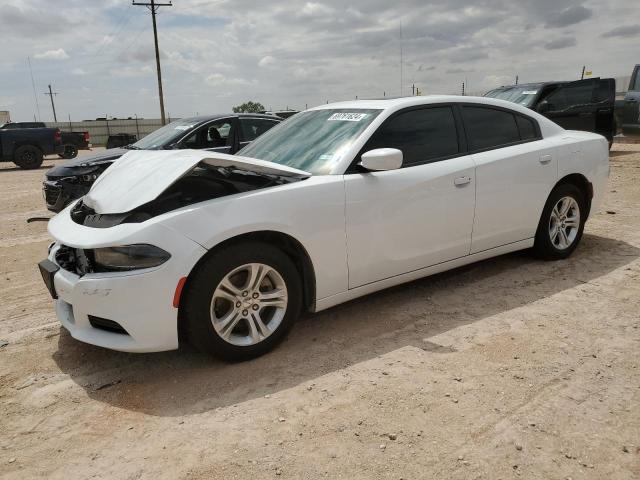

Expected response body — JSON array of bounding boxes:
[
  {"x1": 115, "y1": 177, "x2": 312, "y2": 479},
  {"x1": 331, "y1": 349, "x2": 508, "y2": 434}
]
[
  {"x1": 180, "y1": 118, "x2": 237, "y2": 154},
  {"x1": 344, "y1": 105, "x2": 476, "y2": 288}
]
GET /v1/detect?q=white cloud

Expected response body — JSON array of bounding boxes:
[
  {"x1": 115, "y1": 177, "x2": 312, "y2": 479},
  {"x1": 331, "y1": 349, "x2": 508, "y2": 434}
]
[
  {"x1": 72, "y1": 67, "x2": 86, "y2": 76},
  {"x1": 258, "y1": 55, "x2": 275, "y2": 67},
  {"x1": 205, "y1": 73, "x2": 253, "y2": 87},
  {"x1": 34, "y1": 48, "x2": 69, "y2": 60}
]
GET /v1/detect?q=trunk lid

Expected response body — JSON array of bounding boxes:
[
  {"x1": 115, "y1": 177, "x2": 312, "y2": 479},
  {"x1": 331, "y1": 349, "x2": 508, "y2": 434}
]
[{"x1": 83, "y1": 149, "x2": 311, "y2": 214}]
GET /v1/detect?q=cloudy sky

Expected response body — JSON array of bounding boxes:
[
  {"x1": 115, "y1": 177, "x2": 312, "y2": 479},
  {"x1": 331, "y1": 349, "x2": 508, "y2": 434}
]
[{"x1": 1, "y1": 0, "x2": 638, "y2": 122}]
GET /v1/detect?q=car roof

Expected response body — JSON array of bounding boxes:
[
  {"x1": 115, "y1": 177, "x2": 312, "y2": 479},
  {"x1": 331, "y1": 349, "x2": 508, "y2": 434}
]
[
  {"x1": 183, "y1": 113, "x2": 281, "y2": 124},
  {"x1": 308, "y1": 95, "x2": 547, "y2": 114}
]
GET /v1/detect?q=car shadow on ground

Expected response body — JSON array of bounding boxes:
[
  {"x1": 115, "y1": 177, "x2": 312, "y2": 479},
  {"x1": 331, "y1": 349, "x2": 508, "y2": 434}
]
[
  {"x1": 0, "y1": 164, "x2": 54, "y2": 172},
  {"x1": 52, "y1": 233, "x2": 638, "y2": 417}
]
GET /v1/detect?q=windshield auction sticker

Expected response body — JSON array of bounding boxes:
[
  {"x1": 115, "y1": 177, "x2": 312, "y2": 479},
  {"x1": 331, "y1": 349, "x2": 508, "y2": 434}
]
[{"x1": 328, "y1": 112, "x2": 369, "y2": 122}]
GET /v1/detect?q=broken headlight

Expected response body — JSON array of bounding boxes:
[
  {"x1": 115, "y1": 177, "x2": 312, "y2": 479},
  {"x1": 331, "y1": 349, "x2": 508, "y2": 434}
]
[{"x1": 92, "y1": 244, "x2": 170, "y2": 272}]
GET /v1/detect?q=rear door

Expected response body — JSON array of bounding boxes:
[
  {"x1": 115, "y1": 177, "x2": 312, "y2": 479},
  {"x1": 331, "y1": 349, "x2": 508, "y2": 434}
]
[
  {"x1": 462, "y1": 105, "x2": 558, "y2": 253},
  {"x1": 237, "y1": 117, "x2": 281, "y2": 151},
  {"x1": 622, "y1": 66, "x2": 640, "y2": 137},
  {"x1": 541, "y1": 79, "x2": 614, "y2": 140}
]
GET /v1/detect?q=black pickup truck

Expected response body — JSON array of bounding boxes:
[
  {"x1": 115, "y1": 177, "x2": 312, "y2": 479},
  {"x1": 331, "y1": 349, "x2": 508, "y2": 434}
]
[
  {"x1": 0, "y1": 125, "x2": 64, "y2": 169},
  {"x1": 621, "y1": 65, "x2": 640, "y2": 138},
  {"x1": 485, "y1": 78, "x2": 616, "y2": 145},
  {"x1": 0, "y1": 122, "x2": 91, "y2": 159}
]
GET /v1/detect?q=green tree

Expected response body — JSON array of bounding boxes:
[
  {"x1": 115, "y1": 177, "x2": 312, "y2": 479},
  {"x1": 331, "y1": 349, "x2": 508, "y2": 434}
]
[{"x1": 232, "y1": 101, "x2": 266, "y2": 113}]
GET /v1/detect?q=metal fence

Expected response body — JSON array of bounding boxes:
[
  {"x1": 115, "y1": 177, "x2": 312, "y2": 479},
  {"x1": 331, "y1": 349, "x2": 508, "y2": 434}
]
[{"x1": 44, "y1": 118, "x2": 174, "y2": 146}]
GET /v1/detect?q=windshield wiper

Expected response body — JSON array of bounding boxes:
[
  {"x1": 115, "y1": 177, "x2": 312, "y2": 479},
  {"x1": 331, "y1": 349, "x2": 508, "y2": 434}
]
[{"x1": 123, "y1": 144, "x2": 141, "y2": 150}]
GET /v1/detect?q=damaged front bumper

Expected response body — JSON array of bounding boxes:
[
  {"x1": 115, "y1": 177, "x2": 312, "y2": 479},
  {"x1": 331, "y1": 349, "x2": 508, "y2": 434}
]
[
  {"x1": 43, "y1": 179, "x2": 91, "y2": 213},
  {"x1": 43, "y1": 214, "x2": 207, "y2": 353}
]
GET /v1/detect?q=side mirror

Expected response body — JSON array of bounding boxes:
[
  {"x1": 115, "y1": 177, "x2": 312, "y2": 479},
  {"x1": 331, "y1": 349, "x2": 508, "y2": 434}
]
[
  {"x1": 537, "y1": 101, "x2": 550, "y2": 113},
  {"x1": 359, "y1": 148, "x2": 403, "y2": 172}
]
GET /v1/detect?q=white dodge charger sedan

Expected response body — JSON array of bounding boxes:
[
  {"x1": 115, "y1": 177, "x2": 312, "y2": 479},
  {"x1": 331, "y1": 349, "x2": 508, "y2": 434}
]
[{"x1": 39, "y1": 96, "x2": 609, "y2": 360}]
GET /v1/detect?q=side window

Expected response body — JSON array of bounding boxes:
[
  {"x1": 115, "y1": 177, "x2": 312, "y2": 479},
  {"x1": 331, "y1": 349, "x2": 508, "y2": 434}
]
[
  {"x1": 181, "y1": 120, "x2": 233, "y2": 149},
  {"x1": 631, "y1": 67, "x2": 640, "y2": 91},
  {"x1": 463, "y1": 107, "x2": 520, "y2": 151},
  {"x1": 545, "y1": 82, "x2": 595, "y2": 111},
  {"x1": 515, "y1": 115, "x2": 538, "y2": 140},
  {"x1": 365, "y1": 107, "x2": 459, "y2": 166},
  {"x1": 240, "y1": 118, "x2": 279, "y2": 142}
]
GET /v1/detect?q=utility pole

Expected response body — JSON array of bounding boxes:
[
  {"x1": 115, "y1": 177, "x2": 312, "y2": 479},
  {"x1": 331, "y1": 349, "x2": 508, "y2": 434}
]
[
  {"x1": 581, "y1": 65, "x2": 585, "y2": 80},
  {"x1": 515, "y1": 75, "x2": 519, "y2": 85},
  {"x1": 44, "y1": 84, "x2": 58, "y2": 122},
  {"x1": 133, "y1": 0, "x2": 172, "y2": 125}
]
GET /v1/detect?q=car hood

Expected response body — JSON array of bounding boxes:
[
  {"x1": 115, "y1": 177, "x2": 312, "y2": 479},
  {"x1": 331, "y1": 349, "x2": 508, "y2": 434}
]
[
  {"x1": 83, "y1": 149, "x2": 312, "y2": 214},
  {"x1": 46, "y1": 148, "x2": 128, "y2": 177}
]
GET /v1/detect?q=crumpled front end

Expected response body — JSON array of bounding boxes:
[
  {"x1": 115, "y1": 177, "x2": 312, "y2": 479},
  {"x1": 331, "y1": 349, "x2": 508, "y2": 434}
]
[{"x1": 45, "y1": 212, "x2": 207, "y2": 352}]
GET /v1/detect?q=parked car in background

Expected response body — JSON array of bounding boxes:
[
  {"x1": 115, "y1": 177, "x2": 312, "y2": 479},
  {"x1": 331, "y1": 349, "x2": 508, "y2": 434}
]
[
  {"x1": 42, "y1": 113, "x2": 281, "y2": 212},
  {"x1": 0, "y1": 125, "x2": 63, "y2": 169},
  {"x1": 485, "y1": 78, "x2": 616, "y2": 146},
  {"x1": 39, "y1": 96, "x2": 608, "y2": 359},
  {"x1": 621, "y1": 65, "x2": 640, "y2": 138},
  {"x1": 106, "y1": 133, "x2": 137, "y2": 149},
  {"x1": 0, "y1": 122, "x2": 91, "y2": 159}
]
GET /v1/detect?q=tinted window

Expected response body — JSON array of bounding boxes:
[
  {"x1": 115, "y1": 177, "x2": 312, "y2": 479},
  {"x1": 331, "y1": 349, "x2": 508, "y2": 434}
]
[
  {"x1": 463, "y1": 107, "x2": 520, "y2": 150},
  {"x1": 545, "y1": 82, "x2": 595, "y2": 111},
  {"x1": 631, "y1": 68, "x2": 640, "y2": 91},
  {"x1": 239, "y1": 118, "x2": 279, "y2": 142},
  {"x1": 182, "y1": 120, "x2": 233, "y2": 149},
  {"x1": 365, "y1": 107, "x2": 459, "y2": 166},
  {"x1": 516, "y1": 115, "x2": 537, "y2": 140}
]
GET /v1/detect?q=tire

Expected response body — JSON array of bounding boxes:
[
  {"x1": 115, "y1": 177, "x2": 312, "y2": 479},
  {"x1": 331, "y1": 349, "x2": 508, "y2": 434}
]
[
  {"x1": 182, "y1": 241, "x2": 303, "y2": 361},
  {"x1": 60, "y1": 144, "x2": 78, "y2": 159},
  {"x1": 13, "y1": 145, "x2": 43, "y2": 169},
  {"x1": 532, "y1": 183, "x2": 587, "y2": 260}
]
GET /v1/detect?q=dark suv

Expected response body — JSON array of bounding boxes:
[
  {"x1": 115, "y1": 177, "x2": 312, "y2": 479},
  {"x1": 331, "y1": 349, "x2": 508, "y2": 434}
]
[
  {"x1": 485, "y1": 78, "x2": 616, "y2": 145},
  {"x1": 43, "y1": 113, "x2": 281, "y2": 212}
]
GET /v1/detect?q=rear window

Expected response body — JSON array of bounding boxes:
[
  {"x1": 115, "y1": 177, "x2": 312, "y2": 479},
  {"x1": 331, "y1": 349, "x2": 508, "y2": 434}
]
[
  {"x1": 516, "y1": 115, "x2": 538, "y2": 140},
  {"x1": 462, "y1": 107, "x2": 520, "y2": 151}
]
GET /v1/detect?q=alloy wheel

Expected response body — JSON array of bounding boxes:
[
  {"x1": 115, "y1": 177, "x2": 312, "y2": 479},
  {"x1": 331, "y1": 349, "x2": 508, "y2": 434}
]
[
  {"x1": 548, "y1": 196, "x2": 580, "y2": 250},
  {"x1": 210, "y1": 263, "x2": 288, "y2": 346}
]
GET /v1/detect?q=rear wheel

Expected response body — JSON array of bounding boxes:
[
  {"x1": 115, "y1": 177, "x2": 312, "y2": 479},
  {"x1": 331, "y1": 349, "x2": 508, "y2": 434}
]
[
  {"x1": 533, "y1": 183, "x2": 586, "y2": 260},
  {"x1": 13, "y1": 145, "x2": 43, "y2": 169},
  {"x1": 59, "y1": 144, "x2": 78, "y2": 159},
  {"x1": 182, "y1": 242, "x2": 302, "y2": 361}
]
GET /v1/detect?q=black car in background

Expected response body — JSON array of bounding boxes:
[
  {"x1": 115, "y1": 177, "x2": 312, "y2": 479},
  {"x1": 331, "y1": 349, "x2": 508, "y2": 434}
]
[
  {"x1": 621, "y1": 65, "x2": 640, "y2": 138},
  {"x1": 43, "y1": 113, "x2": 281, "y2": 212},
  {"x1": 485, "y1": 78, "x2": 616, "y2": 145}
]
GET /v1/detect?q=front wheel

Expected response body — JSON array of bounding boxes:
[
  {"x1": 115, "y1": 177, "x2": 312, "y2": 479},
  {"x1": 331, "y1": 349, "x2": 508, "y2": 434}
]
[
  {"x1": 13, "y1": 145, "x2": 43, "y2": 169},
  {"x1": 533, "y1": 184, "x2": 586, "y2": 260},
  {"x1": 181, "y1": 242, "x2": 302, "y2": 361}
]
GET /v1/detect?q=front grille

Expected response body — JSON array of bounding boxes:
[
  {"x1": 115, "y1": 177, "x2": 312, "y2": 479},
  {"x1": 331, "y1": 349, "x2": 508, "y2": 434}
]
[
  {"x1": 88, "y1": 316, "x2": 129, "y2": 335},
  {"x1": 43, "y1": 182, "x2": 62, "y2": 206}
]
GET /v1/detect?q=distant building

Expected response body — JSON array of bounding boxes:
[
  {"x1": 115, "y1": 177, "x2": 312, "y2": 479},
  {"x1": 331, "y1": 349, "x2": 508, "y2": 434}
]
[{"x1": 0, "y1": 111, "x2": 10, "y2": 125}]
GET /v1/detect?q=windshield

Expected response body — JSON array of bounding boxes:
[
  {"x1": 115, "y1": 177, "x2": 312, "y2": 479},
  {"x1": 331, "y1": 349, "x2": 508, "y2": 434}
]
[
  {"x1": 237, "y1": 109, "x2": 382, "y2": 174},
  {"x1": 132, "y1": 118, "x2": 199, "y2": 149},
  {"x1": 484, "y1": 84, "x2": 543, "y2": 107}
]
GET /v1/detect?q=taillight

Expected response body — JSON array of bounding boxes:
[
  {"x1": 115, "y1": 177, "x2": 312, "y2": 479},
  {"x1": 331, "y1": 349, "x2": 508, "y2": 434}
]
[
  {"x1": 54, "y1": 129, "x2": 61, "y2": 143},
  {"x1": 83, "y1": 132, "x2": 90, "y2": 142}
]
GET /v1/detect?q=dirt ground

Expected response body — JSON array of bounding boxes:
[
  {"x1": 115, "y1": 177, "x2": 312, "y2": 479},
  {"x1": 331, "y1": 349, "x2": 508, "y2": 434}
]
[{"x1": 1, "y1": 145, "x2": 639, "y2": 480}]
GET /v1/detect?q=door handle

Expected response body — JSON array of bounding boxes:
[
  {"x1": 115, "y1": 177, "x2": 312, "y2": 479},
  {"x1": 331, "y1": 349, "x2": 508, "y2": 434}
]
[
  {"x1": 454, "y1": 176, "x2": 472, "y2": 186},
  {"x1": 539, "y1": 154, "x2": 552, "y2": 164}
]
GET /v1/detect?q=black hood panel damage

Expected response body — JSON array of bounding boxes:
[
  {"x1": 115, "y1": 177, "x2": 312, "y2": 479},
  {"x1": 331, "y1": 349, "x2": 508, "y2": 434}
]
[{"x1": 71, "y1": 164, "x2": 304, "y2": 228}]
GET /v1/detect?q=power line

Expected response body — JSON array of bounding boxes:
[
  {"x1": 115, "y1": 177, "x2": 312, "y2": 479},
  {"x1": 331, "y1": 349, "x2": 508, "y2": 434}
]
[
  {"x1": 27, "y1": 57, "x2": 41, "y2": 121},
  {"x1": 132, "y1": 0, "x2": 172, "y2": 125}
]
